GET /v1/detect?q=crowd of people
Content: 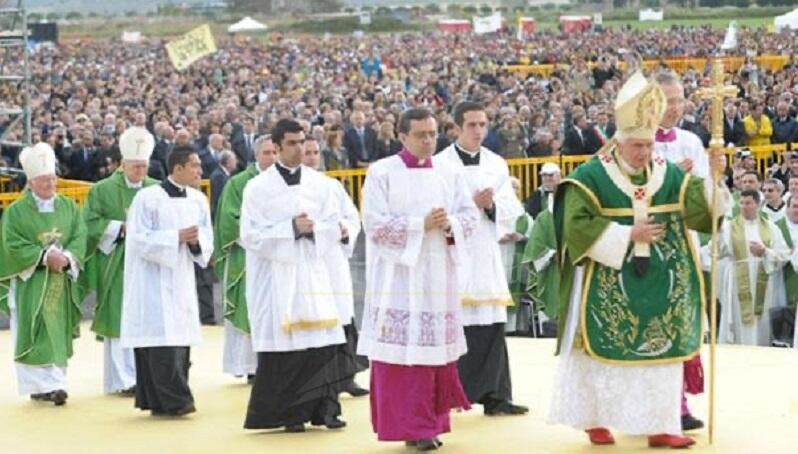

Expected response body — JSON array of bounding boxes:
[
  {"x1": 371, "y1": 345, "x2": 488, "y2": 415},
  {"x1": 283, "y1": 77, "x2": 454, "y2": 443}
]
[{"x1": 2, "y1": 27, "x2": 798, "y2": 182}]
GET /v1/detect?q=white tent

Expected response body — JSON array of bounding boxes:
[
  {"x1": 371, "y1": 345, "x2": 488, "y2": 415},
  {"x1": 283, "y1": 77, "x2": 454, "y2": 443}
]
[
  {"x1": 227, "y1": 17, "x2": 268, "y2": 34},
  {"x1": 774, "y1": 8, "x2": 798, "y2": 32}
]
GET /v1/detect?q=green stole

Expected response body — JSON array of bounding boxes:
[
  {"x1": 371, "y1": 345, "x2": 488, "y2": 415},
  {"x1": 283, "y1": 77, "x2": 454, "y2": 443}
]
[
  {"x1": 0, "y1": 190, "x2": 86, "y2": 366},
  {"x1": 775, "y1": 218, "x2": 798, "y2": 308},
  {"x1": 730, "y1": 215, "x2": 772, "y2": 325},
  {"x1": 81, "y1": 171, "x2": 158, "y2": 338},
  {"x1": 560, "y1": 151, "x2": 704, "y2": 364},
  {"x1": 213, "y1": 163, "x2": 260, "y2": 333}
]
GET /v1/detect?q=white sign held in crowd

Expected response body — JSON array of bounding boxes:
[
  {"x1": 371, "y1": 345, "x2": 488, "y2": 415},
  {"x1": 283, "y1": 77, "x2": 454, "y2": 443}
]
[
  {"x1": 473, "y1": 13, "x2": 502, "y2": 35},
  {"x1": 639, "y1": 9, "x2": 664, "y2": 22}
]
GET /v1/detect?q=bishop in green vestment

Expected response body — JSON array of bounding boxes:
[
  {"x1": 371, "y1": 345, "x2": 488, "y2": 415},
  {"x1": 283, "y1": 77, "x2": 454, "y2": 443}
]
[
  {"x1": 214, "y1": 135, "x2": 276, "y2": 378},
  {"x1": 0, "y1": 143, "x2": 86, "y2": 406},
  {"x1": 81, "y1": 127, "x2": 158, "y2": 394},
  {"x1": 548, "y1": 71, "x2": 729, "y2": 449}
]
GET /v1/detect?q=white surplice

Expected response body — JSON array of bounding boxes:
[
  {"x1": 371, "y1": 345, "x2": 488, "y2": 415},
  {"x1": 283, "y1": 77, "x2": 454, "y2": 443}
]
[
  {"x1": 654, "y1": 128, "x2": 709, "y2": 179},
  {"x1": 324, "y1": 178, "x2": 361, "y2": 325},
  {"x1": 433, "y1": 145, "x2": 524, "y2": 326},
  {"x1": 120, "y1": 185, "x2": 213, "y2": 348},
  {"x1": 717, "y1": 218, "x2": 790, "y2": 346},
  {"x1": 240, "y1": 164, "x2": 345, "y2": 352},
  {"x1": 357, "y1": 155, "x2": 479, "y2": 366}
]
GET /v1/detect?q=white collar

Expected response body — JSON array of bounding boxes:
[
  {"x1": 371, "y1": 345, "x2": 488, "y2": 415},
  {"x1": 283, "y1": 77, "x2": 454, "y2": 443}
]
[
  {"x1": 742, "y1": 216, "x2": 759, "y2": 225},
  {"x1": 124, "y1": 175, "x2": 143, "y2": 189},
  {"x1": 31, "y1": 192, "x2": 55, "y2": 212},
  {"x1": 167, "y1": 177, "x2": 187, "y2": 191},
  {"x1": 618, "y1": 154, "x2": 645, "y2": 176}
]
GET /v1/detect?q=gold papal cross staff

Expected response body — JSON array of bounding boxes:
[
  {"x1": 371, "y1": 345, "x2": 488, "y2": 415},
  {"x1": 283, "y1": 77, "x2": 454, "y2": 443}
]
[{"x1": 696, "y1": 59, "x2": 738, "y2": 445}]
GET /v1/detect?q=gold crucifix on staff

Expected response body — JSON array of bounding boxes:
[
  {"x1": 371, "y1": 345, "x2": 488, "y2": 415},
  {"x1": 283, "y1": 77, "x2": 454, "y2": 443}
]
[{"x1": 696, "y1": 59, "x2": 738, "y2": 445}]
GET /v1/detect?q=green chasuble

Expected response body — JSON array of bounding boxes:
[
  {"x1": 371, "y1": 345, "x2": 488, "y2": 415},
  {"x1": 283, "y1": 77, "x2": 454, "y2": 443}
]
[
  {"x1": 81, "y1": 171, "x2": 158, "y2": 338},
  {"x1": 213, "y1": 163, "x2": 259, "y2": 333},
  {"x1": 775, "y1": 217, "x2": 798, "y2": 308},
  {"x1": 0, "y1": 190, "x2": 87, "y2": 366},
  {"x1": 554, "y1": 148, "x2": 716, "y2": 365},
  {"x1": 522, "y1": 208, "x2": 560, "y2": 320}
]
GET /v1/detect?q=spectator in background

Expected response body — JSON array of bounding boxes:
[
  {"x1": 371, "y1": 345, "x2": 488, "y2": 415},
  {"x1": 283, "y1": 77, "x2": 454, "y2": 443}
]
[
  {"x1": 210, "y1": 149, "x2": 238, "y2": 216},
  {"x1": 497, "y1": 115, "x2": 527, "y2": 159},
  {"x1": 724, "y1": 102, "x2": 746, "y2": 147},
  {"x1": 343, "y1": 111, "x2": 377, "y2": 168},
  {"x1": 771, "y1": 101, "x2": 798, "y2": 145},
  {"x1": 374, "y1": 121, "x2": 401, "y2": 160},
  {"x1": 743, "y1": 100, "x2": 774, "y2": 146},
  {"x1": 322, "y1": 125, "x2": 350, "y2": 171}
]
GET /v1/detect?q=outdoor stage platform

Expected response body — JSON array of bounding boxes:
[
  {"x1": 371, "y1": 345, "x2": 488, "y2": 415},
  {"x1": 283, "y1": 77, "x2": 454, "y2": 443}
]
[{"x1": 1, "y1": 324, "x2": 796, "y2": 453}]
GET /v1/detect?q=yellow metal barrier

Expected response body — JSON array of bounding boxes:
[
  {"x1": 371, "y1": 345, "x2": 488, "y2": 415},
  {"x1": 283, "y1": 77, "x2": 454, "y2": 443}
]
[{"x1": 506, "y1": 55, "x2": 790, "y2": 77}]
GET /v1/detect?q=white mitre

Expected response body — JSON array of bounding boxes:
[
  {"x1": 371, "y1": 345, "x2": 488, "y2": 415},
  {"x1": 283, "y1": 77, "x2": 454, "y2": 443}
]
[
  {"x1": 614, "y1": 71, "x2": 666, "y2": 141},
  {"x1": 119, "y1": 126, "x2": 155, "y2": 161},
  {"x1": 19, "y1": 142, "x2": 57, "y2": 179}
]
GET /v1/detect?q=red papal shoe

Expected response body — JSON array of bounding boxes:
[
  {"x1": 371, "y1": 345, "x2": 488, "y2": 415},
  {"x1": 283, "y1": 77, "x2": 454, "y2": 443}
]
[
  {"x1": 647, "y1": 434, "x2": 696, "y2": 449},
  {"x1": 585, "y1": 427, "x2": 615, "y2": 445}
]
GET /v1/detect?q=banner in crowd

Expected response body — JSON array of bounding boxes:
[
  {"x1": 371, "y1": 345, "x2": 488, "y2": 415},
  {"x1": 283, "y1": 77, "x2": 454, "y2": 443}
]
[
  {"x1": 122, "y1": 31, "x2": 142, "y2": 43},
  {"x1": 473, "y1": 13, "x2": 503, "y2": 35},
  {"x1": 165, "y1": 24, "x2": 217, "y2": 71},
  {"x1": 639, "y1": 9, "x2": 664, "y2": 22},
  {"x1": 721, "y1": 21, "x2": 738, "y2": 50}
]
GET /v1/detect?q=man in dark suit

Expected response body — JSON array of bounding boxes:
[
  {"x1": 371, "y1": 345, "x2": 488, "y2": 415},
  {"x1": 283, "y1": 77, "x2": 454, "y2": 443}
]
[
  {"x1": 68, "y1": 130, "x2": 101, "y2": 181},
  {"x1": 343, "y1": 111, "x2": 378, "y2": 168},
  {"x1": 198, "y1": 133, "x2": 225, "y2": 178},
  {"x1": 210, "y1": 150, "x2": 238, "y2": 217},
  {"x1": 771, "y1": 101, "x2": 798, "y2": 145},
  {"x1": 723, "y1": 103, "x2": 746, "y2": 146},
  {"x1": 562, "y1": 114, "x2": 602, "y2": 155},
  {"x1": 231, "y1": 116, "x2": 258, "y2": 172}
]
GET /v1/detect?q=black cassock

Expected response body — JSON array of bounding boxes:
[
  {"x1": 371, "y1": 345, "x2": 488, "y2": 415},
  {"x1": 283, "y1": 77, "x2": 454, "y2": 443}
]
[
  {"x1": 245, "y1": 344, "x2": 352, "y2": 429},
  {"x1": 457, "y1": 323, "x2": 513, "y2": 408},
  {"x1": 134, "y1": 347, "x2": 193, "y2": 413}
]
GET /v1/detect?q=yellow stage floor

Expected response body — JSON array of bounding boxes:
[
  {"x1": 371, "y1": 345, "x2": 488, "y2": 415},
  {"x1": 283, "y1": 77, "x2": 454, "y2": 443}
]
[{"x1": 1, "y1": 324, "x2": 797, "y2": 453}]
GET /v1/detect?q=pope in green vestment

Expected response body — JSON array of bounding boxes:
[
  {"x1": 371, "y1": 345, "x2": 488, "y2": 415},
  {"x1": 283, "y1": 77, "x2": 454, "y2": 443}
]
[
  {"x1": 555, "y1": 145, "x2": 719, "y2": 364},
  {"x1": 82, "y1": 170, "x2": 158, "y2": 339},
  {"x1": 548, "y1": 70, "x2": 730, "y2": 447}
]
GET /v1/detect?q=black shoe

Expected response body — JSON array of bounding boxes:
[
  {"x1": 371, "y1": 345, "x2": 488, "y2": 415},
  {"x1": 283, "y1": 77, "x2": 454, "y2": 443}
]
[
  {"x1": 415, "y1": 439, "x2": 439, "y2": 451},
  {"x1": 285, "y1": 423, "x2": 305, "y2": 433},
  {"x1": 119, "y1": 386, "x2": 136, "y2": 397},
  {"x1": 484, "y1": 401, "x2": 528, "y2": 416},
  {"x1": 30, "y1": 393, "x2": 49, "y2": 401},
  {"x1": 344, "y1": 384, "x2": 370, "y2": 397},
  {"x1": 51, "y1": 390, "x2": 68, "y2": 406},
  {"x1": 682, "y1": 414, "x2": 704, "y2": 431},
  {"x1": 151, "y1": 404, "x2": 195, "y2": 417},
  {"x1": 246, "y1": 374, "x2": 255, "y2": 385},
  {"x1": 324, "y1": 417, "x2": 347, "y2": 429}
]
